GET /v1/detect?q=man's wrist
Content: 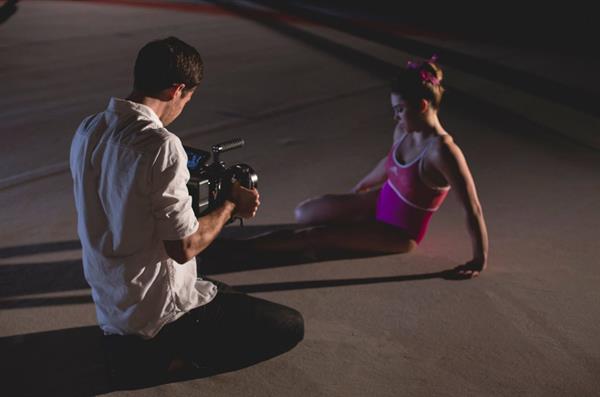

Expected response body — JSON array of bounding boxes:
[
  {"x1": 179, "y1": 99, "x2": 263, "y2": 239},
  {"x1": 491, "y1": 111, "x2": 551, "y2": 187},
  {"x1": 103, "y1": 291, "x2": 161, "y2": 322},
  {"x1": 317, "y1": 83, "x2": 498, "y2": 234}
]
[{"x1": 223, "y1": 199, "x2": 236, "y2": 216}]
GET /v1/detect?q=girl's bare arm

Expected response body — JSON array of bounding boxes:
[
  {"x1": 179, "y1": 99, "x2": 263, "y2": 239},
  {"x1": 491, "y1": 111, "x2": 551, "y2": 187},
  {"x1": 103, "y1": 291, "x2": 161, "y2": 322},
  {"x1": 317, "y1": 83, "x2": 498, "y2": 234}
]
[
  {"x1": 352, "y1": 124, "x2": 404, "y2": 193},
  {"x1": 432, "y1": 135, "x2": 489, "y2": 277},
  {"x1": 352, "y1": 156, "x2": 388, "y2": 193}
]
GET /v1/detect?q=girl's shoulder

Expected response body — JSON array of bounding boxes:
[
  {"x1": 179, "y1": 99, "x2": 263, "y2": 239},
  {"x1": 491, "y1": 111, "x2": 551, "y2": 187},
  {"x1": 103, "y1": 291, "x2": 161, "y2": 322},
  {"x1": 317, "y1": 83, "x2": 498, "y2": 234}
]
[
  {"x1": 435, "y1": 131, "x2": 454, "y2": 145},
  {"x1": 427, "y1": 131, "x2": 453, "y2": 152},
  {"x1": 427, "y1": 132, "x2": 461, "y2": 163}
]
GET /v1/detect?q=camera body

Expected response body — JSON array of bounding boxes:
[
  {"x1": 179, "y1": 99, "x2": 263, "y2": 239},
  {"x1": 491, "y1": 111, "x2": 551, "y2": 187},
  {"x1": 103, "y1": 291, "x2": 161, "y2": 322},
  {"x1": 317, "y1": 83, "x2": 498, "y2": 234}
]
[{"x1": 185, "y1": 138, "x2": 258, "y2": 217}]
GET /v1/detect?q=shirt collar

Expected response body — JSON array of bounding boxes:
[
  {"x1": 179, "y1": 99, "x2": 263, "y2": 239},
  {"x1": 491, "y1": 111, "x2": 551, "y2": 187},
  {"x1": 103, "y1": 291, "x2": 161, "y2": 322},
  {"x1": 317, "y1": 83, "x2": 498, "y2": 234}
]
[{"x1": 107, "y1": 97, "x2": 164, "y2": 128}]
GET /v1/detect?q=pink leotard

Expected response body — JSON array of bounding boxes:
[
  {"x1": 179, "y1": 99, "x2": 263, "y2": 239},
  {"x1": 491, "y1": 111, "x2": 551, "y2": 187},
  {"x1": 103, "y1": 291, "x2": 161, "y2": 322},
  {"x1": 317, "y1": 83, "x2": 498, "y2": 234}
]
[{"x1": 376, "y1": 133, "x2": 450, "y2": 243}]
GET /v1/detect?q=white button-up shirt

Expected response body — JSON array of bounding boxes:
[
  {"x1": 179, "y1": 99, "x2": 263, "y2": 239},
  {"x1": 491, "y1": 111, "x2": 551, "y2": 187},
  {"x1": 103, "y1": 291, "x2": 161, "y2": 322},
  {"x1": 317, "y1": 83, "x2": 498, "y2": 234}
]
[{"x1": 70, "y1": 97, "x2": 217, "y2": 339}]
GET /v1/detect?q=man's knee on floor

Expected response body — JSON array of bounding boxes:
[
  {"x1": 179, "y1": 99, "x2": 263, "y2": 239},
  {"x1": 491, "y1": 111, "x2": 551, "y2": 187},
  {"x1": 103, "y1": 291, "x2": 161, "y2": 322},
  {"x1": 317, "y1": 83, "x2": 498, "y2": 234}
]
[
  {"x1": 271, "y1": 305, "x2": 304, "y2": 347},
  {"x1": 285, "y1": 307, "x2": 305, "y2": 344}
]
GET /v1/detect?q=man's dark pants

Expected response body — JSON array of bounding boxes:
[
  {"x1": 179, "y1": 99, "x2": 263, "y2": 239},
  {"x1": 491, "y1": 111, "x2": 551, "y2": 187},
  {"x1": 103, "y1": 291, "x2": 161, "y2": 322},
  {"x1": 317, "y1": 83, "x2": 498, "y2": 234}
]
[{"x1": 103, "y1": 280, "x2": 304, "y2": 387}]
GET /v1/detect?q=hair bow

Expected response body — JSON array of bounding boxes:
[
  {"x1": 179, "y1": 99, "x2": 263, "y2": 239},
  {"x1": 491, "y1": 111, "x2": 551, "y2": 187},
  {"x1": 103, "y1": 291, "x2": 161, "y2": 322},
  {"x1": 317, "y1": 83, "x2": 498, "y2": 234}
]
[{"x1": 406, "y1": 54, "x2": 440, "y2": 85}]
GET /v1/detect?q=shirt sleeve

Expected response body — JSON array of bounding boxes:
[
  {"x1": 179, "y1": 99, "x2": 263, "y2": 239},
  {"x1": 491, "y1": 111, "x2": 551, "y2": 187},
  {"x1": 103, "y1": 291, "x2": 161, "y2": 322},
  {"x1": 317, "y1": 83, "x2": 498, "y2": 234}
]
[{"x1": 150, "y1": 135, "x2": 199, "y2": 241}]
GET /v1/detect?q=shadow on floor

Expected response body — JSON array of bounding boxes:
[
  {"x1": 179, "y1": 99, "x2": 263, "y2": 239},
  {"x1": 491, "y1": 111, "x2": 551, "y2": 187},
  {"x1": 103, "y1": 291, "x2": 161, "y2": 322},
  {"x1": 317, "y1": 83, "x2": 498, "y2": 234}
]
[
  {"x1": 0, "y1": 224, "x2": 464, "y2": 310},
  {"x1": 1, "y1": 319, "x2": 300, "y2": 397},
  {"x1": 1, "y1": 326, "x2": 110, "y2": 397},
  {"x1": 0, "y1": 0, "x2": 18, "y2": 25},
  {"x1": 201, "y1": 224, "x2": 464, "y2": 282},
  {"x1": 1, "y1": 226, "x2": 463, "y2": 396}
]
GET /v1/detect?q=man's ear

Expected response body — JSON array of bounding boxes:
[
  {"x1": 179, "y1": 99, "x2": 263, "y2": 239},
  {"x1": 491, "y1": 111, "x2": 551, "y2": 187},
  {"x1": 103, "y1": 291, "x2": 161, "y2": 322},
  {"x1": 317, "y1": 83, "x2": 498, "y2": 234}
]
[{"x1": 165, "y1": 83, "x2": 186, "y2": 100}]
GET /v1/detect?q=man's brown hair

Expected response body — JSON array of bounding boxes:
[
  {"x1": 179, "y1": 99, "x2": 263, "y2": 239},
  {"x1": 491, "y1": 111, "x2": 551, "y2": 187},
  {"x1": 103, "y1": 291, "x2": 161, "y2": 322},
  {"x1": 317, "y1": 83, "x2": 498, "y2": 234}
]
[{"x1": 133, "y1": 37, "x2": 203, "y2": 95}]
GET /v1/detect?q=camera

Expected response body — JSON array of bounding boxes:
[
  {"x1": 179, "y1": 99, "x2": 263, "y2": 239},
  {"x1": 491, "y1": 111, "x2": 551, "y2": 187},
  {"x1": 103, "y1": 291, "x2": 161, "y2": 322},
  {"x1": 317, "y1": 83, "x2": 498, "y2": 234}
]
[{"x1": 185, "y1": 138, "x2": 258, "y2": 218}]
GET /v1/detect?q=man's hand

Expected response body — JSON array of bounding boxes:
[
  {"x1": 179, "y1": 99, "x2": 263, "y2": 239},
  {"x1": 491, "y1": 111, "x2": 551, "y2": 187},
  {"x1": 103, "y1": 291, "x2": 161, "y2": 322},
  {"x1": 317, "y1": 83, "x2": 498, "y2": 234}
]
[{"x1": 230, "y1": 182, "x2": 260, "y2": 219}]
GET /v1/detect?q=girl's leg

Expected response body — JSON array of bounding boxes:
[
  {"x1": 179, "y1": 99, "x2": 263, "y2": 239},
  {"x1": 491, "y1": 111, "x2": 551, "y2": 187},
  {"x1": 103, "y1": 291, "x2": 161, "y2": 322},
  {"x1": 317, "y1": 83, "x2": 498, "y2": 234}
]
[
  {"x1": 209, "y1": 189, "x2": 414, "y2": 259},
  {"x1": 294, "y1": 189, "x2": 380, "y2": 225},
  {"x1": 247, "y1": 221, "x2": 417, "y2": 256}
]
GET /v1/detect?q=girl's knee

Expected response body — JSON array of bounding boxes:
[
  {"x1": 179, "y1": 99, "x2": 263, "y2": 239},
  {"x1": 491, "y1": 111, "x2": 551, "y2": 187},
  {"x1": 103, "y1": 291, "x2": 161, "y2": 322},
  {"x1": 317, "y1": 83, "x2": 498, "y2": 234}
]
[
  {"x1": 294, "y1": 203, "x2": 311, "y2": 224},
  {"x1": 294, "y1": 195, "x2": 332, "y2": 224}
]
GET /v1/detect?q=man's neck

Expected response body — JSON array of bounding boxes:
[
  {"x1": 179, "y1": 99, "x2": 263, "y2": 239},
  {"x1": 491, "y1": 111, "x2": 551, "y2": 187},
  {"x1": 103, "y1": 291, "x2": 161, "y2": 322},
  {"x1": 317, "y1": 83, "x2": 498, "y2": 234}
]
[{"x1": 126, "y1": 91, "x2": 167, "y2": 121}]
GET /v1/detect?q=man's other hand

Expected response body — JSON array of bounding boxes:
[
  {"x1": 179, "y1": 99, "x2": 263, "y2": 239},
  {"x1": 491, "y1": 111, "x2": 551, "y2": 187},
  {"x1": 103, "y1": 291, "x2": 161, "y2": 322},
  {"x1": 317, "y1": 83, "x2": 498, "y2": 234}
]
[{"x1": 230, "y1": 182, "x2": 260, "y2": 219}]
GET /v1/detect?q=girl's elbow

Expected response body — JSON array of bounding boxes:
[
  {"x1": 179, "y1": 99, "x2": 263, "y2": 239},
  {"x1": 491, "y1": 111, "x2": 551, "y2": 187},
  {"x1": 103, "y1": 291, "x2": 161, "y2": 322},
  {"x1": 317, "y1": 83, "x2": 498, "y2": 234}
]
[
  {"x1": 473, "y1": 203, "x2": 483, "y2": 218},
  {"x1": 464, "y1": 204, "x2": 484, "y2": 226},
  {"x1": 466, "y1": 200, "x2": 483, "y2": 218}
]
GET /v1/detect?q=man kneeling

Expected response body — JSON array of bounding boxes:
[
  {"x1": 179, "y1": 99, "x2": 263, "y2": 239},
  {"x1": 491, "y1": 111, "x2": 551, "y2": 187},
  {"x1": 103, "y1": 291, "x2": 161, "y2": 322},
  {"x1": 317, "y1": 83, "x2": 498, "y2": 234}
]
[{"x1": 69, "y1": 37, "x2": 303, "y2": 386}]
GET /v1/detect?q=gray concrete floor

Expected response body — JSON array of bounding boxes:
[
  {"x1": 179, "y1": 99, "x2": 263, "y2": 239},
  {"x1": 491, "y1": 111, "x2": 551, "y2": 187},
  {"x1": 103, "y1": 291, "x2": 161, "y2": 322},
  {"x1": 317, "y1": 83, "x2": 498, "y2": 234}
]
[{"x1": 1, "y1": 1, "x2": 600, "y2": 396}]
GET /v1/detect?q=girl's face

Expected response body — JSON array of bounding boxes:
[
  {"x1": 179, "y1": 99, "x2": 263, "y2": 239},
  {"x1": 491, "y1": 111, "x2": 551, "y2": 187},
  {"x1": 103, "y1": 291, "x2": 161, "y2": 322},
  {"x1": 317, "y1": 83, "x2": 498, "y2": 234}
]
[
  {"x1": 390, "y1": 93, "x2": 421, "y2": 132},
  {"x1": 391, "y1": 93, "x2": 409, "y2": 129}
]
